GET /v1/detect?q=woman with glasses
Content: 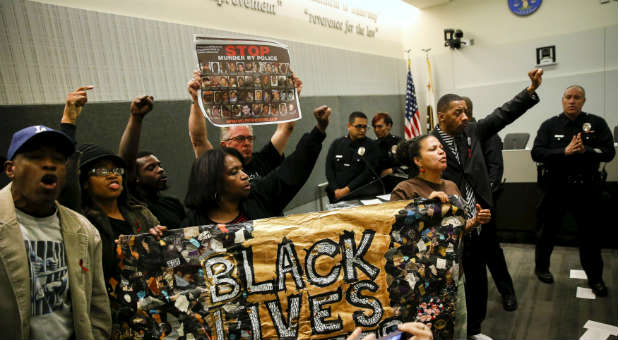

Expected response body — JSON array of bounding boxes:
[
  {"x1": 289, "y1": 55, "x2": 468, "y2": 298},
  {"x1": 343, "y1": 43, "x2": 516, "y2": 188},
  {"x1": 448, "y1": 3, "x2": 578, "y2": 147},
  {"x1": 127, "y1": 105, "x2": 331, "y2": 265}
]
[
  {"x1": 77, "y1": 144, "x2": 161, "y2": 283},
  {"x1": 57, "y1": 87, "x2": 165, "y2": 334}
]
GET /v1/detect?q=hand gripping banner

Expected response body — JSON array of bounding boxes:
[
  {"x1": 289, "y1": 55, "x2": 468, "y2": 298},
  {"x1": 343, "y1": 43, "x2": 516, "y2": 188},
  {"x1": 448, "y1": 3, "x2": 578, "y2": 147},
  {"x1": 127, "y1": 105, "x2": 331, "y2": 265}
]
[{"x1": 112, "y1": 197, "x2": 466, "y2": 339}]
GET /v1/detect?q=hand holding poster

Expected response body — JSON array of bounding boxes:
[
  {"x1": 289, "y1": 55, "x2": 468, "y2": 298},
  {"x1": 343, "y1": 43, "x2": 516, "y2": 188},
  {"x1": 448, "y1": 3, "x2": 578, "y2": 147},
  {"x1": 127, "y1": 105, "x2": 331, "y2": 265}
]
[
  {"x1": 194, "y1": 36, "x2": 301, "y2": 127},
  {"x1": 112, "y1": 198, "x2": 466, "y2": 340}
]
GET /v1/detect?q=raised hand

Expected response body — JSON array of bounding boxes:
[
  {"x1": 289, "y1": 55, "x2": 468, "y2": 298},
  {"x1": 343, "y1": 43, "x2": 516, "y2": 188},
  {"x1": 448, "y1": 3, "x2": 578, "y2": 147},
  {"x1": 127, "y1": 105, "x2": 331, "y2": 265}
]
[
  {"x1": 313, "y1": 105, "x2": 331, "y2": 133},
  {"x1": 130, "y1": 95, "x2": 154, "y2": 117},
  {"x1": 188, "y1": 70, "x2": 201, "y2": 104},
  {"x1": 292, "y1": 71, "x2": 303, "y2": 97},
  {"x1": 61, "y1": 85, "x2": 94, "y2": 124},
  {"x1": 527, "y1": 68, "x2": 543, "y2": 93}
]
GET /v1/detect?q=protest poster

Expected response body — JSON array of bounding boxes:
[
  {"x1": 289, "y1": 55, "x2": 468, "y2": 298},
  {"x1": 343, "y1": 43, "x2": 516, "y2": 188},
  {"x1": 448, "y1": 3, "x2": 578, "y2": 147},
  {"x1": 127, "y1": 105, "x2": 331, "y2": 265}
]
[
  {"x1": 112, "y1": 197, "x2": 466, "y2": 340},
  {"x1": 194, "y1": 36, "x2": 301, "y2": 127}
]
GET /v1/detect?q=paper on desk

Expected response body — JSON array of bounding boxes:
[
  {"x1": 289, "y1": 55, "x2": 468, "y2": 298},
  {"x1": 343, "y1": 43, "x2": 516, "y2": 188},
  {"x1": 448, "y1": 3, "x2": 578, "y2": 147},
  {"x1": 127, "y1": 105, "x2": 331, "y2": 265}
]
[
  {"x1": 583, "y1": 320, "x2": 618, "y2": 335},
  {"x1": 361, "y1": 199, "x2": 383, "y2": 205},
  {"x1": 570, "y1": 269, "x2": 588, "y2": 280},
  {"x1": 576, "y1": 287, "x2": 596, "y2": 299},
  {"x1": 376, "y1": 194, "x2": 391, "y2": 201},
  {"x1": 580, "y1": 328, "x2": 610, "y2": 340}
]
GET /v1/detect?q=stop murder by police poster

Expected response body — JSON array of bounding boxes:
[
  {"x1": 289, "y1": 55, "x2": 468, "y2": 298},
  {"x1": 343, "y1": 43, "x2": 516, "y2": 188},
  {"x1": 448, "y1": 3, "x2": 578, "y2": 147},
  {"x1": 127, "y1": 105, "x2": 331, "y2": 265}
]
[
  {"x1": 111, "y1": 198, "x2": 466, "y2": 340},
  {"x1": 194, "y1": 36, "x2": 302, "y2": 127}
]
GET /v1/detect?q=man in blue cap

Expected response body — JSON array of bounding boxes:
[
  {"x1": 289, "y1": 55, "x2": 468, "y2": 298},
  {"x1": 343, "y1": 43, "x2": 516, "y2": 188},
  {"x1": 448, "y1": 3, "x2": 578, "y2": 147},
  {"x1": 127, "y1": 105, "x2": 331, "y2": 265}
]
[{"x1": 0, "y1": 125, "x2": 111, "y2": 339}]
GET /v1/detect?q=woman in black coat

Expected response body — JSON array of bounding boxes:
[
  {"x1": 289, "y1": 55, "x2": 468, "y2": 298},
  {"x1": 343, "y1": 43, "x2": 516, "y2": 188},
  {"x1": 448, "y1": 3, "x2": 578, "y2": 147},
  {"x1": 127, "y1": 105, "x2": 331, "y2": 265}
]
[{"x1": 182, "y1": 106, "x2": 331, "y2": 226}]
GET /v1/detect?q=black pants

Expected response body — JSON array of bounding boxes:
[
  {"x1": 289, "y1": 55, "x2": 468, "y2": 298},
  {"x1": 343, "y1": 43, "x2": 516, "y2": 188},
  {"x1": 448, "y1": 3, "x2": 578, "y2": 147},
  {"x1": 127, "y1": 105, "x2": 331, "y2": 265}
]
[
  {"x1": 463, "y1": 231, "x2": 487, "y2": 336},
  {"x1": 535, "y1": 184, "x2": 604, "y2": 283},
  {"x1": 463, "y1": 216, "x2": 515, "y2": 335},
  {"x1": 483, "y1": 217, "x2": 516, "y2": 297}
]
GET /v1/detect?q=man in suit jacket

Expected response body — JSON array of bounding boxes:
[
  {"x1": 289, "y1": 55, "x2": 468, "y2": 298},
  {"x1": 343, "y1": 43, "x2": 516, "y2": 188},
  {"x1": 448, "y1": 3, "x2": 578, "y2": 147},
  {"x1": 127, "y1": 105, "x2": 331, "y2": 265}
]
[{"x1": 431, "y1": 69, "x2": 543, "y2": 340}]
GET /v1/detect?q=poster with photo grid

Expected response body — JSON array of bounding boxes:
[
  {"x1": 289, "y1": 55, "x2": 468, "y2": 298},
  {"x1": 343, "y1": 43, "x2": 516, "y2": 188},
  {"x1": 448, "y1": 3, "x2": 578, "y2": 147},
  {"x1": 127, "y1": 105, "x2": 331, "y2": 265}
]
[{"x1": 194, "y1": 36, "x2": 301, "y2": 127}]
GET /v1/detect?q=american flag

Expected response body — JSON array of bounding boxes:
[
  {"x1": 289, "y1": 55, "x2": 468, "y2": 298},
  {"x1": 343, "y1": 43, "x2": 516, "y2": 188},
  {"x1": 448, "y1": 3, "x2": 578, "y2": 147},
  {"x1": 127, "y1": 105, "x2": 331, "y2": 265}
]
[{"x1": 404, "y1": 60, "x2": 422, "y2": 139}]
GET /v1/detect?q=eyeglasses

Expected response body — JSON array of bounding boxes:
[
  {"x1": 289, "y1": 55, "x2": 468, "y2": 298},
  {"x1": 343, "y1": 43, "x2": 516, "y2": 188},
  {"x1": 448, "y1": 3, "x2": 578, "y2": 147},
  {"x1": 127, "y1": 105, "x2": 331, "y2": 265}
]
[
  {"x1": 224, "y1": 135, "x2": 256, "y2": 143},
  {"x1": 353, "y1": 124, "x2": 368, "y2": 130},
  {"x1": 88, "y1": 168, "x2": 125, "y2": 177}
]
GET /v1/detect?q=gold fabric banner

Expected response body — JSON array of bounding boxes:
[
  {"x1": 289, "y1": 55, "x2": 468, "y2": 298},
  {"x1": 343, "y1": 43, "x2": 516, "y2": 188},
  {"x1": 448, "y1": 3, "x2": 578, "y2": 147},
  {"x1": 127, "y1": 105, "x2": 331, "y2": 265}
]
[{"x1": 114, "y1": 198, "x2": 465, "y2": 340}]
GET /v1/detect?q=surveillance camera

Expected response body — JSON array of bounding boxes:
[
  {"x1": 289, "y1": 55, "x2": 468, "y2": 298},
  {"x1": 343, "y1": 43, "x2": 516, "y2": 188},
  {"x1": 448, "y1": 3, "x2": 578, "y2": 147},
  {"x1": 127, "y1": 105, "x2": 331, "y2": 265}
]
[
  {"x1": 461, "y1": 38, "x2": 474, "y2": 46},
  {"x1": 444, "y1": 28, "x2": 455, "y2": 42},
  {"x1": 444, "y1": 28, "x2": 471, "y2": 49}
]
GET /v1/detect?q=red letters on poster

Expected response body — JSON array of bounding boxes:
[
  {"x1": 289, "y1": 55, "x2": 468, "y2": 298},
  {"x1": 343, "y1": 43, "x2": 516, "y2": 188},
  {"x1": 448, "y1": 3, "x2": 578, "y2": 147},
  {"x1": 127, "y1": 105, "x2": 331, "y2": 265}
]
[{"x1": 225, "y1": 45, "x2": 271, "y2": 56}]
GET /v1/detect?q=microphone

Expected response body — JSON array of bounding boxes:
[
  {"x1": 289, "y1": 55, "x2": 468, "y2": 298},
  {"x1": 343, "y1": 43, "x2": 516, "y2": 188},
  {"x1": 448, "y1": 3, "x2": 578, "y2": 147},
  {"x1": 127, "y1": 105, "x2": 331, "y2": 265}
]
[{"x1": 356, "y1": 146, "x2": 386, "y2": 196}]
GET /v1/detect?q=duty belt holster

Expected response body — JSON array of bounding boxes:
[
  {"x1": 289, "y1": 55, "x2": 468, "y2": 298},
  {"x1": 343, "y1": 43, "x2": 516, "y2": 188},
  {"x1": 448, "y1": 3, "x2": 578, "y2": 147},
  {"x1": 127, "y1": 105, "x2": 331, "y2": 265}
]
[
  {"x1": 536, "y1": 162, "x2": 548, "y2": 188},
  {"x1": 566, "y1": 174, "x2": 588, "y2": 185}
]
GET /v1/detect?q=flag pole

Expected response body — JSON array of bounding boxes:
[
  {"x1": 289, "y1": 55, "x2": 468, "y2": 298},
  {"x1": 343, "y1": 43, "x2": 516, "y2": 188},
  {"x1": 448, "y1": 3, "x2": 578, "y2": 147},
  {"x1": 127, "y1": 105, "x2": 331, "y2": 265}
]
[
  {"x1": 406, "y1": 49, "x2": 411, "y2": 70},
  {"x1": 422, "y1": 48, "x2": 435, "y2": 132},
  {"x1": 403, "y1": 49, "x2": 422, "y2": 139}
]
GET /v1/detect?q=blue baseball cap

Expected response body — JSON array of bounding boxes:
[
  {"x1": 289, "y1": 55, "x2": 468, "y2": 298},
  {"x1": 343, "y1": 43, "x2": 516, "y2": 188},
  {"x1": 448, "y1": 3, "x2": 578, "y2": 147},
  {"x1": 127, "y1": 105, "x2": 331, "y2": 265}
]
[{"x1": 7, "y1": 125, "x2": 75, "y2": 160}]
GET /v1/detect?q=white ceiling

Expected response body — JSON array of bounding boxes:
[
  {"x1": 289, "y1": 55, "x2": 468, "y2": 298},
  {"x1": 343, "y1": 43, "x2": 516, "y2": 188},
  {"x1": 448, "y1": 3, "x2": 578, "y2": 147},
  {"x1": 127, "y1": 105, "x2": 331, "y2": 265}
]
[{"x1": 401, "y1": 0, "x2": 452, "y2": 9}]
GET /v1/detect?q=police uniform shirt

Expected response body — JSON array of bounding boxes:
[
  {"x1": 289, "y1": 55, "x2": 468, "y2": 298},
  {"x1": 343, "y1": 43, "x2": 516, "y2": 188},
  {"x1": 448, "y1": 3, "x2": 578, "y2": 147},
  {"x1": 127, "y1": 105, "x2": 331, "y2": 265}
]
[
  {"x1": 376, "y1": 133, "x2": 403, "y2": 172},
  {"x1": 531, "y1": 112, "x2": 615, "y2": 180},
  {"x1": 325, "y1": 135, "x2": 380, "y2": 194}
]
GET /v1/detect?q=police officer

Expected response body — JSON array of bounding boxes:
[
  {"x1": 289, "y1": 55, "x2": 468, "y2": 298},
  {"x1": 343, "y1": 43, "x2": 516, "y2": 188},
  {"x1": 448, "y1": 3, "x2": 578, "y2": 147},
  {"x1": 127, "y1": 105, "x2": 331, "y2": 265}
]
[
  {"x1": 372, "y1": 112, "x2": 403, "y2": 177},
  {"x1": 531, "y1": 85, "x2": 615, "y2": 297},
  {"x1": 325, "y1": 111, "x2": 380, "y2": 202}
]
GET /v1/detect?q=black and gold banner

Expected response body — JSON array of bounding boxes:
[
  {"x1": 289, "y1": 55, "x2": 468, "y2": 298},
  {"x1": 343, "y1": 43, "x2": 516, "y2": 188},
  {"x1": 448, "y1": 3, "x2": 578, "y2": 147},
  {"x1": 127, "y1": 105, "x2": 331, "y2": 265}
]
[{"x1": 113, "y1": 198, "x2": 465, "y2": 339}]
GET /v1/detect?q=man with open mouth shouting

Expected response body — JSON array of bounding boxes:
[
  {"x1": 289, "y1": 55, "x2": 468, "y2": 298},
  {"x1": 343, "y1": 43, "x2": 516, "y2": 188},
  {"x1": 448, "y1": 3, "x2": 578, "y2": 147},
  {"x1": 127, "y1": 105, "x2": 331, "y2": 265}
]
[{"x1": 0, "y1": 125, "x2": 112, "y2": 339}]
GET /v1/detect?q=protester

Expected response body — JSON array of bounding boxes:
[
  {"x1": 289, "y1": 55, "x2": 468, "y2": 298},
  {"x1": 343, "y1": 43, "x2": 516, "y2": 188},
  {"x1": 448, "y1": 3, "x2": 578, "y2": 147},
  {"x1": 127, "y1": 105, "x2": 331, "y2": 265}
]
[
  {"x1": 462, "y1": 96, "x2": 517, "y2": 312},
  {"x1": 325, "y1": 111, "x2": 380, "y2": 202},
  {"x1": 391, "y1": 135, "x2": 491, "y2": 231},
  {"x1": 429, "y1": 69, "x2": 543, "y2": 340},
  {"x1": 78, "y1": 143, "x2": 163, "y2": 279},
  {"x1": 131, "y1": 151, "x2": 186, "y2": 227},
  {"x1": 182, "y1": 105, "x2": 330, "y2": 225},
  {"x1": 391, "y1": 133, "x2": 492, "y2": 339},
  {"x1": 187, "y1": 70, "x2": 303, "y2": 182},
  {"x1": 115, "y1": 94, "x2": 186, "y2": 228},
  {"x1": 57, "y1": 86, "x2": 165, "y2": 331},
  {"x1": 531, "y1": 84, "x2": 615, "y2": 296},
  {"x1": 1, "y1": 125, "x2": 111, "y2": 339}
]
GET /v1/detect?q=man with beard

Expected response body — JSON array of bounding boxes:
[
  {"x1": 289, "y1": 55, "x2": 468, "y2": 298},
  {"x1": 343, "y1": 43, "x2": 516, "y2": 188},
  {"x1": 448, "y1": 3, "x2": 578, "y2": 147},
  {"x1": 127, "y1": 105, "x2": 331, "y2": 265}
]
[
  {"x1": 108, "y1": 95, "x2": 186, "y2": 228},
  {"x1": 430, "y1": 69, "x2": 543, "y2": 340},
  {"x1": 132, "y1": 151, "x2": 186, "y2": 228},
  {"x1": 462, "y1": 96, "x2": 518, "y2": 312},
  {"x1": 1, "y1": 124, "x2": 111, "y2": 339}
]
